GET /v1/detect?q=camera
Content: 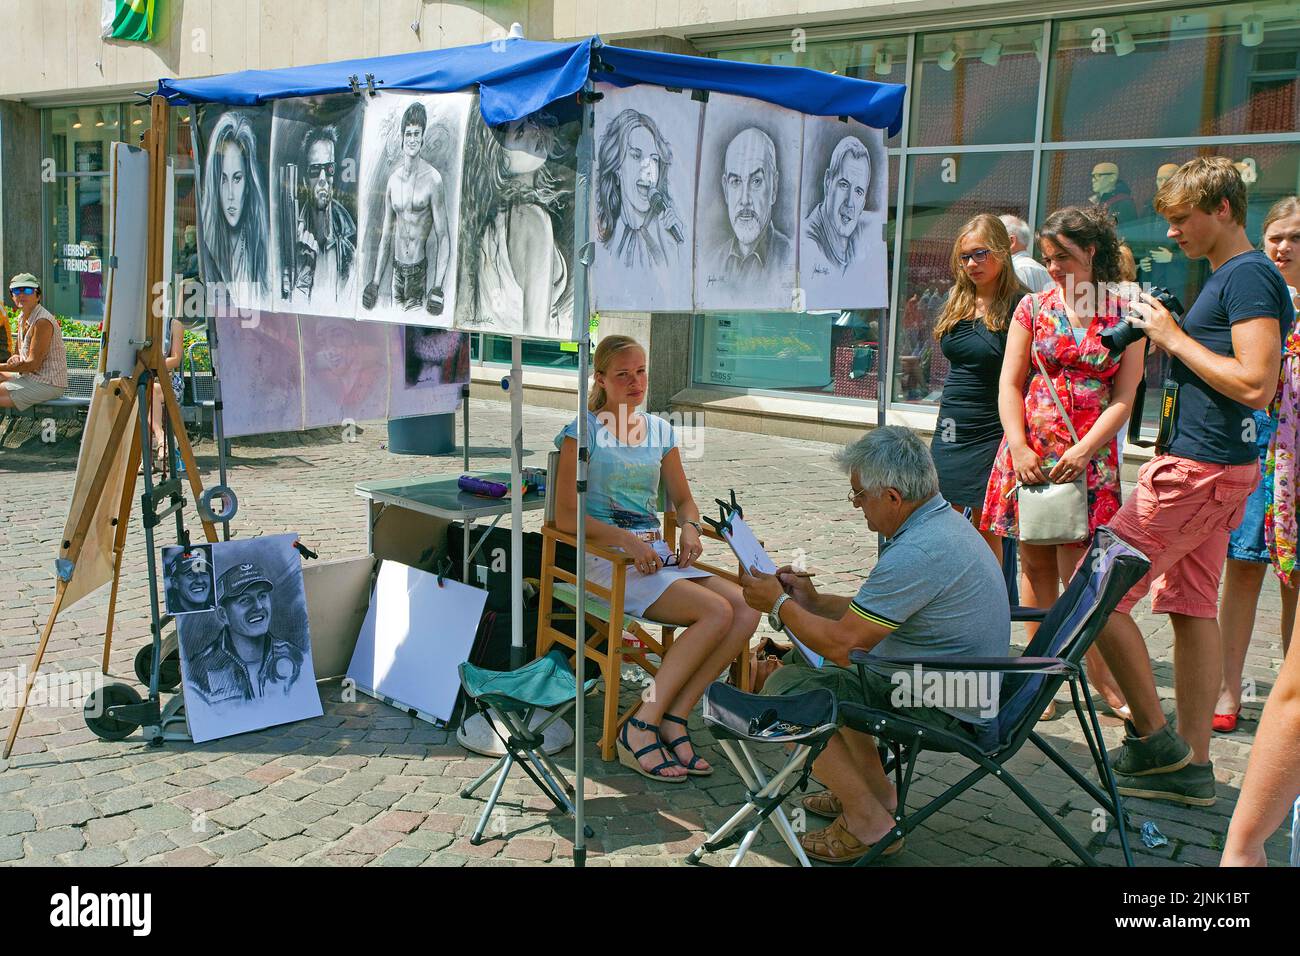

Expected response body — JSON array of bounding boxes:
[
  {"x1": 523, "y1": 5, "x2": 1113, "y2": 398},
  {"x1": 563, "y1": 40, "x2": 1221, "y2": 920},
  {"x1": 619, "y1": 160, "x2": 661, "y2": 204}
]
[{"x1": 1099, "y1": 286, "x2": 1185, "y2": 356}]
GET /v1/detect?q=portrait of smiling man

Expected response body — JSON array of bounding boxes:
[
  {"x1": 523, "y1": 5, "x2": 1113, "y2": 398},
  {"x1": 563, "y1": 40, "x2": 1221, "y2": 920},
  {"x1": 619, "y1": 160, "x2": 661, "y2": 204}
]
[
  {"x1": 804, "y1": 134, "x2": 872, "y2": 277},
  {"x1": 162, "y1": 545, "x2": 216, "y2": 616},
  {"x1": 189, "y1": 561, "x2": 306, "y2": 706}
]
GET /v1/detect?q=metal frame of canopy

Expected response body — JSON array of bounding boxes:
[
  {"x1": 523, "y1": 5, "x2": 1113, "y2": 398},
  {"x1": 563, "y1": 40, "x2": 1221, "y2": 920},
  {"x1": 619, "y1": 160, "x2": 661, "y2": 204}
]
[{"x1": 154, "y1": 34, "x2": 904, "y2": 867}]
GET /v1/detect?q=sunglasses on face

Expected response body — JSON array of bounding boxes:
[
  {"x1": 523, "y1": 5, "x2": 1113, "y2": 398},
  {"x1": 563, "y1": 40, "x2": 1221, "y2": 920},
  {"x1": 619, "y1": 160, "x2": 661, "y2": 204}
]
[
  {"x1": 10, "y1": 287, "x2": 36, "y2": 296},
  {"x1": 958, "y1": 249, "x2": 991, "y2": 265},
  {"x1": 307, "y1": 162, "x2": 335, "y2": 180}
]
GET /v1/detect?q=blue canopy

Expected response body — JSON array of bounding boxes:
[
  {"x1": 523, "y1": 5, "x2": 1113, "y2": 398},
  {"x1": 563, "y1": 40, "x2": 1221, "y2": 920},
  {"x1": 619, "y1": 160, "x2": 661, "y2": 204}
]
[{"x1": 155, "y1": 37, "x2": 904, "y2": 134}]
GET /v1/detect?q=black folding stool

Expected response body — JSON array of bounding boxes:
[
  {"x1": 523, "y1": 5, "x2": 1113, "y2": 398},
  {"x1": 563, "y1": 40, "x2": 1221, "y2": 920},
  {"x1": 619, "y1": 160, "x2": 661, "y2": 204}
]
[{"x1": 688, "y1": 682, "x2": 838, "y2": 867}]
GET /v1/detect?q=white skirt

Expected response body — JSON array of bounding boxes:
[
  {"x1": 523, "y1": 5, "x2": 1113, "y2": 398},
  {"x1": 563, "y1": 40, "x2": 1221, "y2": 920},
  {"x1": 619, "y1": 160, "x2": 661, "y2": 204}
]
[{"x1": 586, "y1": 539, "x2": 711, "y2": 619}]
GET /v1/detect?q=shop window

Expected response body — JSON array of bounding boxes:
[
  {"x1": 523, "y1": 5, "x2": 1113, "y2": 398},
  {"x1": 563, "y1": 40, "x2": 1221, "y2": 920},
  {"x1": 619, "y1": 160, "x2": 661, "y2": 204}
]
[
  {"x1": 893, "y1": 151, "x2": 1034, "y2": 405},
  {"x1": 1048, "y1": 4, "x2": 1300, "y2": 142},
  {"x1": 1038, "y1": 142, "x2": 1300, "y2": 428},
  {"x1": 480, "y1": 334, "x2": 579, "y2": 371},
  {"x1": 910, "y1": 25, "x2": 1042, "y2": 147},
  {"x1": 45, "y1": 176, "x2": 106, "y2": 321}
]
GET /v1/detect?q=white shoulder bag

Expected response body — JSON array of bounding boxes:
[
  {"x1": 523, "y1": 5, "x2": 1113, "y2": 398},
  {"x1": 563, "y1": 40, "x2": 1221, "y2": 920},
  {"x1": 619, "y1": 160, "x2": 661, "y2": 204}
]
[{"x1": 1014, "y1": 307, "x2": 1090, "y2": 546}]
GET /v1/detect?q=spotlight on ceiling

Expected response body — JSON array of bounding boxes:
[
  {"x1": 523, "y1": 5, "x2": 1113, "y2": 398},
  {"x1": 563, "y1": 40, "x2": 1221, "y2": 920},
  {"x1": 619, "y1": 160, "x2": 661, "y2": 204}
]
[
  {"x1": 1242, "y1": 14, "x2": 1265, "y2": 48},
  {"x1": 875, "y1": 49, "x2": 893, "y2": 76},
  {"x1": 980, "y1": 39, "x2": 1003, "y2": 67},
  {"x1": 1113, "y1": 28, "x2": 1136, "y2": 56},
  {"x1": 937, "y1": 43, "x2": 960, "y2": 71}
]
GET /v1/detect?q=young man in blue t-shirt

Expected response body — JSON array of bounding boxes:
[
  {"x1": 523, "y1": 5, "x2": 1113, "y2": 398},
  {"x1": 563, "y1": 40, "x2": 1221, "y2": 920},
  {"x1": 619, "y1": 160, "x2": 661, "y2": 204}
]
[{"x1": 1093, "y1": 158, "x2": 1293, "y2": 807}]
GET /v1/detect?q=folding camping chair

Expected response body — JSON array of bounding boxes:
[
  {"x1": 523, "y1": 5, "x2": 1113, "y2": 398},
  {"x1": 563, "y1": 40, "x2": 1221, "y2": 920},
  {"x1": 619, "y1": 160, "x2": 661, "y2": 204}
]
[
  {"x1": 536, "y1": 450, "x2": 749, "y2": 761},
  {"x1": 687, "y1": 682, "x2": 838, "y2": 867},
  {"x1": 458, "y1": 649, "x2": 597, "y2": 845},
  {"x1": 840, "y1": 526, "x2": 1150, "y2": 867}
]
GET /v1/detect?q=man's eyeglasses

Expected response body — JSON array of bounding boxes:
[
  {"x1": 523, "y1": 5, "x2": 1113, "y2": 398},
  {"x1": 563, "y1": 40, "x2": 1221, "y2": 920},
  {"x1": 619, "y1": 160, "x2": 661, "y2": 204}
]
[
  {"x1": 847, "y1": 487, "x2": 870, "y2": 506},
  {"x1": 662, "y1": 553, "x2": 681, "y2": 567},
  {"x1": 9, "y1": 287, "x2": 36, "y2": 296},
  {"x1": 958, "y1": 249, "x2": 991, "y2": 265},
  {"x1": 307, "y1": 162, "x2": 335, "y2": 181}
]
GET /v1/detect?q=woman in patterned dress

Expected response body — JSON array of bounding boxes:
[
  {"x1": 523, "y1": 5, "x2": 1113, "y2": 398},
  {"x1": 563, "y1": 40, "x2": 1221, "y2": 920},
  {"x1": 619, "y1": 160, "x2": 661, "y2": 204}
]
[
  {"x1": 981, "y1": 206, "x2": 1148, "y2": 716},
  {"x1": 1214, "y1": 196, "x2": 1300, "y2": 732}
]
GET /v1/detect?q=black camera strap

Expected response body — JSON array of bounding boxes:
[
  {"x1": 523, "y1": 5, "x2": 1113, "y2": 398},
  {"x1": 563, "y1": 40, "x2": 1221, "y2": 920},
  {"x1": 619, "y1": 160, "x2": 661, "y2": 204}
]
[{"x1": 1125, "y1": 308, "x2": 1186, "y2": 453}]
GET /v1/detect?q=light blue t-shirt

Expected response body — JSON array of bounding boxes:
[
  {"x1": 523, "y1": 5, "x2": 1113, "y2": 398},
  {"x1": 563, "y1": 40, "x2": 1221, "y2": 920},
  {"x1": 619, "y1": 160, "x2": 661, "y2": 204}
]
[
  {"x1": 848, "y1": 495, "x2": 1011, "y2": 727},
  {"x1": 554, "y1": 411, "x2": 678, "y2": 531}
]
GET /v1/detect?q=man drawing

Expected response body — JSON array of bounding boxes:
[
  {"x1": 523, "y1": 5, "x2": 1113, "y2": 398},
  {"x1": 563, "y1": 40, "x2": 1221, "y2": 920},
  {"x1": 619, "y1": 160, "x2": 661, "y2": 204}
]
[
  {"x1": 804, "y1": 135, "x2": 872, "y2": 277},
  {"x1": 289, "y1": 126, "x2": 357, "y2": 306},
  {"x1": 190, "y1": 562, "x2": 304, "y2": 706},
  {"x1": 363, "y1": 102, "x2": 450, "y2": 315},
  {"x1": 707, "y1": 127, "x2": 793, "y2": 290},
  {"x1": 165, "y1": 547, "x2": 215, "y2": 615}
]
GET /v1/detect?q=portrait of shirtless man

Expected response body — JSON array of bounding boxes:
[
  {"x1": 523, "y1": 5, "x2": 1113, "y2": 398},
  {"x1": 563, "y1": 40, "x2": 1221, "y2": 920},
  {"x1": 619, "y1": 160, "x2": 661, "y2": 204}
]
[{"x1": 363, "y1": 102, "x2": 450, "y2": 315}]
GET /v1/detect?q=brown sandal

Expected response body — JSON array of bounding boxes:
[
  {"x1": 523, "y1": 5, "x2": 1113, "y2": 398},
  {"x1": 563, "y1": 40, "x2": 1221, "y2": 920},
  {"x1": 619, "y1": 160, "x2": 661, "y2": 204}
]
[
  {"x1": 799, "y1": 814, "x2": 904, "y2": 864},
  {"x1": 802, "y1": 790, "x2": 843, "y2": 818}
]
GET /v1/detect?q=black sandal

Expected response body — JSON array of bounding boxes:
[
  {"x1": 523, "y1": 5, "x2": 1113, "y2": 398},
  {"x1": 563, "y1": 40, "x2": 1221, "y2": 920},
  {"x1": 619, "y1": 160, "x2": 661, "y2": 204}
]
[
  {"x1": 660, "y1": 712, "x2": 713, "y2": 776},
  {"x1": 617, "y1": 716, "x2": 686, "y2": 783}
]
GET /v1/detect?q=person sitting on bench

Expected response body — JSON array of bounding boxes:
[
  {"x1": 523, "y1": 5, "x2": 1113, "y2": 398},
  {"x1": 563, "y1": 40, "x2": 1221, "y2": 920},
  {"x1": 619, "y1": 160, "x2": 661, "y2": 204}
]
[
  {"x1": 740, "y1": 426, "x2": 1011, "y2": 863},
  {"x1": 554, "y1": 334, "x2": 760, "y2": 782},
  {"x1": 0, "y1": 274, "x2": 67, "y2": 412}
]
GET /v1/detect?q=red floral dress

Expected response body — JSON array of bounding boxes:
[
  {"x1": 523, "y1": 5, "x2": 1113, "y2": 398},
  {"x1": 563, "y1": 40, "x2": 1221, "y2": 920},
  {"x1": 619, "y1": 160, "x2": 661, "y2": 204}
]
[{"x1": 981, "y1": 286, "x2": 1125, "y2": 541}]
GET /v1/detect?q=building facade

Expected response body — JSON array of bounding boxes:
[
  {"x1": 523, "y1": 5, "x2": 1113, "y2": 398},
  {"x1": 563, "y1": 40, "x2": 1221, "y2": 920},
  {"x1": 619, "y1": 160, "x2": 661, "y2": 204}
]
[{"x1": 2, "y1": 0, "x2": 1297, "y2": 444}]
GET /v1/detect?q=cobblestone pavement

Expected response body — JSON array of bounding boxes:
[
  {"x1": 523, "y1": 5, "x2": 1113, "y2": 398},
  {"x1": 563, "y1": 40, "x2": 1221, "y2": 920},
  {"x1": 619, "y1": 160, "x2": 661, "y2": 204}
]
[{"x1": 0, "y1": 402, "x2": 1291, "y2": 867}]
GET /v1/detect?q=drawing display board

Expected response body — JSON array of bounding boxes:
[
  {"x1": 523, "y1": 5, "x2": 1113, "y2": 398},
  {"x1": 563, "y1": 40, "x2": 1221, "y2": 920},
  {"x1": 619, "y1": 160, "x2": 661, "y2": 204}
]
[
  {"x1": 346, "y1": 560, "x2": 489, "y2": 724},
  {"x1": 453, "y1": 100, "x2": 581, "y2": 340},
  {"x1": 269, "y1": 95, "x2": 364, "y2": 318},
  {"x1": 591, "y1": 83, "x2": 701, "y2": 312},
  {"x1": 194, "y1": 104, "x2": 275, "y2": 313},
  {"x1": 101, "y1": 142, "x2": 150, "y2": 379},
  {"x1": 798, "y1": 116, "x2": 889, "y2": 310},
  {"x1": 192, "y1": 85, "x2": 894, "y2": 338},
  {"x1": 356, "y1": 92, "x2": 472, "y2": 327},
  {"x1": 175, "y1": 534, "x2": 323, "y2": 743},
  {"x1": 212, "y1": 312, "x2": 305, "y2": 437},
  {"x1": 301, "y1": 316, "x2": 390, "y2": 429},
  {"x1": 58, "y1": 381, "x2": 136, "y2": 611},
  {"x1": 694, "y1": 93, "x2": 801, "y2": 312}
]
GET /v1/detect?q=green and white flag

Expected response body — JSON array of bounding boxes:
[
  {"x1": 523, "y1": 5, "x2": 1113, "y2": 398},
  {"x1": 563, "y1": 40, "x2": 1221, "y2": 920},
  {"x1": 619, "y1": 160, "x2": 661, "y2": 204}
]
[{"x1": 101, "y1": 0, "x2": 157, "y2": 42}]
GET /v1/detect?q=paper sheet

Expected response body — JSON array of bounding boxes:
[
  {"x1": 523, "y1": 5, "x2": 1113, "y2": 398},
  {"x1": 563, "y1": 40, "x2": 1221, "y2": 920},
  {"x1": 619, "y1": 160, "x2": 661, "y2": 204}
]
[{"x1": 721, "y1": 515, "x2": 824, "y2": 668}]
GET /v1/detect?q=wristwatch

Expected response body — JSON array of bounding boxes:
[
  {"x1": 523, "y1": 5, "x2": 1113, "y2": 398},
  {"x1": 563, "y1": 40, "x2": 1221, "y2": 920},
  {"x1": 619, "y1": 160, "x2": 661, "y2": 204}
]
[
  {"x1": 768, "y1": 593, "x2": 791, "y2": 632},
  {"x1": 685, "y1": 520, "x2": 703, "y2": 534}
]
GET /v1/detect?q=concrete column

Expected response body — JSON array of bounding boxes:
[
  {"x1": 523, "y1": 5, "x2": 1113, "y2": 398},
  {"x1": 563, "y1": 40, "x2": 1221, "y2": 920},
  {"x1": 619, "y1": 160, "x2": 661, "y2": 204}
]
[{"x1": 0, "y1": 101, "x2": 43, "y2": 293}]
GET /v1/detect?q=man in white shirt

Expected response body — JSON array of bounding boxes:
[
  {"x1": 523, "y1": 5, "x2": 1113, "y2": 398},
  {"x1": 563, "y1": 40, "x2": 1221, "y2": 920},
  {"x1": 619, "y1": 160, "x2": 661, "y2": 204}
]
[{"x1": 1000, "y1": 214, "x2": 1052, "y2": 293}]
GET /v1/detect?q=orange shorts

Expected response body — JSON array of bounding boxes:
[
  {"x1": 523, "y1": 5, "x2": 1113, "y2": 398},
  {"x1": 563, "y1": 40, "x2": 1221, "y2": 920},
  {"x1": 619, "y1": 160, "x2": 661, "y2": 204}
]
[{"x1": 1107, "y1": 455, "x2": 1258, "y2": 619}]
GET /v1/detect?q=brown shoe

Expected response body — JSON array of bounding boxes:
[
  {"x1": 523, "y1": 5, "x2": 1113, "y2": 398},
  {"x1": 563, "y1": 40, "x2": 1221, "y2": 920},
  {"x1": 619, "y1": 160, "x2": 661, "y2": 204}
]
[
  {"x1": 799, "y1": 815, "x2": 904, "y2": 864},
  {"x1": 802, "y1": 790, "x2": 843, "y2": 818}
]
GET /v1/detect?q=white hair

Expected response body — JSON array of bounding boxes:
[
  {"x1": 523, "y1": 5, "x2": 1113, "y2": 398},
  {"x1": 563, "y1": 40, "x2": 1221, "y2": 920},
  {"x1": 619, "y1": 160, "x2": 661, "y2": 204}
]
[
  {"x1": 833, "y1": 426, "x2": 938, "y2": 502},
  {"x1": 1000, "y1": 214, "x2": 1033, "y2": 251}
]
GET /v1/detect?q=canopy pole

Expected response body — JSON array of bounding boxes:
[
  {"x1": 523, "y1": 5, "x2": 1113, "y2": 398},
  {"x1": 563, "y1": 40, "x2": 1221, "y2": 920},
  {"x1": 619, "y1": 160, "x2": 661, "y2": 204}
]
[
  {"x1": 571, "y1": 68, "x2": 599, "y2": 869},
  {"x1": 509, "y1": 337, "x2": 524, "y2": 670}
]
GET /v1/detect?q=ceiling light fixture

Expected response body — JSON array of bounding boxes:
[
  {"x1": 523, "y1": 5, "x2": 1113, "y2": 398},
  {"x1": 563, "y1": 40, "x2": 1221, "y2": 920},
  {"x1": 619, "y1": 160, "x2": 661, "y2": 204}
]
[
  {"x1": 1113, "y1": 28, "x2": 1136, "y2": 56},
  {"x1": 980, "y1": 38, "x2": 1003, "y2": 67},
  {"x1": 937, "y1": 43, "x2": 960, "y2": 71},
  {"x1": 875, "y1": 49, "x2": 893, "y2": 76}
]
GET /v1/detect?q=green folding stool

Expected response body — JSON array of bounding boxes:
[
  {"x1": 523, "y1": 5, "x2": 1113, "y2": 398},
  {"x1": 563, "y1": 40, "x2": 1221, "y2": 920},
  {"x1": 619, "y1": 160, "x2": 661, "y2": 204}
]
[{"x1": 458, "y1": 649, "x2": 596, "y2": 845}]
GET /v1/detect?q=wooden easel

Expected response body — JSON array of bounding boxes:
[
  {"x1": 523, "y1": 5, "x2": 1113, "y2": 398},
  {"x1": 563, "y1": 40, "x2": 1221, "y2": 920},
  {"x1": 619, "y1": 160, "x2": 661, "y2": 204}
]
[{"x1": 3, "y1": 96, "x2": 216, "y2": 760}]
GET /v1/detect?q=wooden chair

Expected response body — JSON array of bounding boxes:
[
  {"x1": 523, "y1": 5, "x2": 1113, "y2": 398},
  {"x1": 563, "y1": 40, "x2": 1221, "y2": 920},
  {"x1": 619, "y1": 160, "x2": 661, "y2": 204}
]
[{"x1": 536, "y1": 450, "x2": 750, "y2": 761}]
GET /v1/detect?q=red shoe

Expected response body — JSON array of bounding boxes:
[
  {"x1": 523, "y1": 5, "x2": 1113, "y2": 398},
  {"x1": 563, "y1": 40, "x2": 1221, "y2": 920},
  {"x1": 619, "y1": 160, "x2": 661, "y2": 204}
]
[{"x1": 1212, "y1": 709, "x2": 1241, "y2": 733}]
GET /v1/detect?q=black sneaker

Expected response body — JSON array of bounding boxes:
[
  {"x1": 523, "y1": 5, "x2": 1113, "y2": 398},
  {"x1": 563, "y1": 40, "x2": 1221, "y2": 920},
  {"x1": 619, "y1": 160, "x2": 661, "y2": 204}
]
[
  {"x1": 1116, "y1": 761, "x2": 1216, "y2": 807},
  {"x1": 1108, "y1": 723, "x2": 1192, "y2": 777}
]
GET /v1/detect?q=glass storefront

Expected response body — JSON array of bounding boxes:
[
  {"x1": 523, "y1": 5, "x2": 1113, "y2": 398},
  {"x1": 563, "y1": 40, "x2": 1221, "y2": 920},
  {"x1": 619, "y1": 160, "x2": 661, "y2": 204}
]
[{"x1": 697, "y1": 1, "x2": 1300, "y2": 430}]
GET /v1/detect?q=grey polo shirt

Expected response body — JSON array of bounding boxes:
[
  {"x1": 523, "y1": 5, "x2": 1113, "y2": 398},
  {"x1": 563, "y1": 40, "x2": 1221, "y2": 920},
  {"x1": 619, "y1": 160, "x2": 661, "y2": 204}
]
[{"x1": 848, "y1": 494, "x2": 1012, "y2": 725}]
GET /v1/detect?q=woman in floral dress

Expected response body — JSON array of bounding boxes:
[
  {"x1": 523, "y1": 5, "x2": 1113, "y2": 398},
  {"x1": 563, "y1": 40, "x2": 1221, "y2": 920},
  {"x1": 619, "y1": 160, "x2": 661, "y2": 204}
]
[
  {"x1": 1215, "y1": 197, "x2": 1300, "y2": 732},
  {"x1": 982, "y1": 206, "x2": 1148, "y2": 716}
]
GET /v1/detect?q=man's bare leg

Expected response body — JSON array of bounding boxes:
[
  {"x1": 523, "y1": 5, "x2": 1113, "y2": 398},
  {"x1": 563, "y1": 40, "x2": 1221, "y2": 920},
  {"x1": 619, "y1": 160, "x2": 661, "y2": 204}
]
[
  {"x1": 1172, "y1": 613, "x2": 1221, "y2": 765},
  {"x1": 1094, "y1": 611, "x2": 1166, "y2": 736},
  {"x1": 810, "y1": 730, "x2": 895, "y2": 843}
]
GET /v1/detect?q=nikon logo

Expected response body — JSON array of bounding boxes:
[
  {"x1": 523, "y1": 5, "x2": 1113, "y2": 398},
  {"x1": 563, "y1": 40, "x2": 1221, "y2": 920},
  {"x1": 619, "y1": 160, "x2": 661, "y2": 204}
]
[{"x1": 49, "y1": 886, "x2": 151, "y2": 936}]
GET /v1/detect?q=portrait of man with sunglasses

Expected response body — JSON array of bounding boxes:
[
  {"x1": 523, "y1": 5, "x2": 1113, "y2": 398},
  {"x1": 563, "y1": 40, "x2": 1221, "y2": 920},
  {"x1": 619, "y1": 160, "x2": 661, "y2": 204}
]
[{"x1": 287, "y1": 125, "x2": 358, "y2": 307}]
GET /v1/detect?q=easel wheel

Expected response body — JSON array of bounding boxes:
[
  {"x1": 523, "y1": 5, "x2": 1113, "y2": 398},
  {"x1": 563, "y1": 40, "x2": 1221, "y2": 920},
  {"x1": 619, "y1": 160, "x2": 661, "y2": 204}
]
[
  {"x1": 133, "y1": 644, "x2": 182, "y2": 693},
  {"x1": 84, "y1": 683, "x2": 144, "y2": 741}
]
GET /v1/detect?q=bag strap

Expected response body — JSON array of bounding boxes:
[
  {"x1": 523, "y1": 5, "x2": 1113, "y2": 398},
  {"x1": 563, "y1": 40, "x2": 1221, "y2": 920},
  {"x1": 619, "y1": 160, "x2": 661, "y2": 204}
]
[{"x1": 1029, "y1": 296, "x2": 1081, "y2": 445}]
